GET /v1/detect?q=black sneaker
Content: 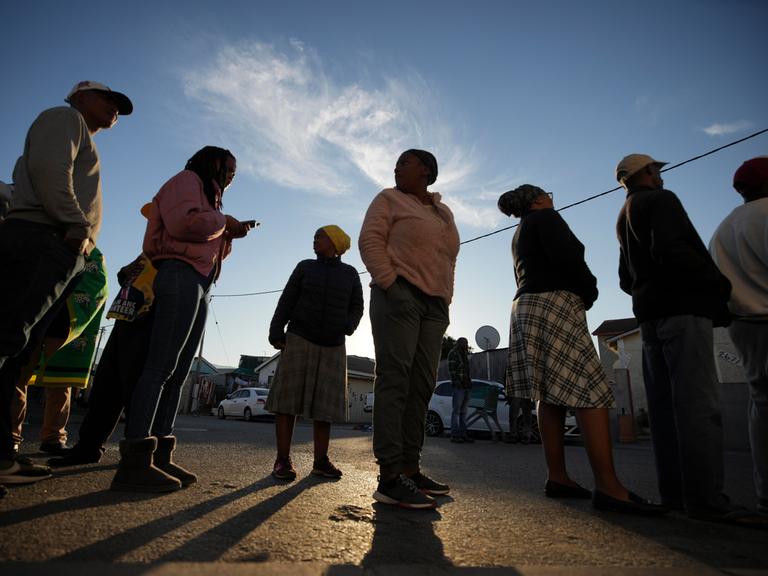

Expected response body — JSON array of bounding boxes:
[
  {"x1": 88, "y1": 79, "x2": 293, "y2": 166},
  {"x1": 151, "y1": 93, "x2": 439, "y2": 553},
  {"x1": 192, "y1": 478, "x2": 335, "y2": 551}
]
[
  {"x1": 39, "y1": 441, "x2": 70, "y2": 455},
  {"x1": 272, "y1": 457, "x2": 297, "y2": 481},
  {"x1": 373, "y1": 475, "x2": 437, "y2": 509},
  {"x1": 408, "y1": 471, "x2": 450, "y2": 496},
  {"x1": 48, "y1": 446, "x2": 102, "y2": 468},
  {"x1": 311, "y1": 455, "x2": 342, "y2": 478},
  {"x1": 0, "y1": 484, "x2": 6, "y2": 498},
  {"x1": 0, "y1": 458, "x2": 52, "y2": 484}
]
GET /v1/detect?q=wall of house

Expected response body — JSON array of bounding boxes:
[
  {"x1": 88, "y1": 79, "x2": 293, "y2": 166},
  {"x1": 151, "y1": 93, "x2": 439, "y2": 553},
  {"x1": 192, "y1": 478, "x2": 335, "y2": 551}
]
[
  {"x1": 597, "y1": 327, "x2": 750, "y2": 452},
  {"x1": 348, "y1": 376, "x2": 374, "y2": 423},
  {"x1": 257, "y1": 362, "x2": 278, "y2": 387}
]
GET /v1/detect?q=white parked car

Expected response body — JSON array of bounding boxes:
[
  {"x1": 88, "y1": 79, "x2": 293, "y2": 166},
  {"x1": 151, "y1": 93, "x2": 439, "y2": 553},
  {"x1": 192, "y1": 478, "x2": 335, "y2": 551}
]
[
  {"x1": 425, "y1": 379, "x2": 580, "y2": 440},
  {"x1": 217, "y1": 387, "x2": 271, "y2": 421}
]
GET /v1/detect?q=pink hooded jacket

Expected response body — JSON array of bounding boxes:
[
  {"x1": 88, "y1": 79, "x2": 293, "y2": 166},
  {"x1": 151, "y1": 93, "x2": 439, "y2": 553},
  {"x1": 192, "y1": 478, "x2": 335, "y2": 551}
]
[{"x1": 142, "y1": 170, "x2": 231, "y2": 279}]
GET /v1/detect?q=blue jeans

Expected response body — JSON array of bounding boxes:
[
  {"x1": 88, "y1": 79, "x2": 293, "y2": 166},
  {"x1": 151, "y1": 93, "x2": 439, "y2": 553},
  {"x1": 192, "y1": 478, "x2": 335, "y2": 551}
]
[
  {"x1": 451, "y1": 387, "x2": 471, "y2": 438},
  {"x1": 640, "y1": 315, "x2": 725, "y2": 513},
  {"x1": 124, "y1": 260, "x2": 211, "y2": 440},
  {"x1": 0, "y1": 220, "x2": 84, "y2": 459}
]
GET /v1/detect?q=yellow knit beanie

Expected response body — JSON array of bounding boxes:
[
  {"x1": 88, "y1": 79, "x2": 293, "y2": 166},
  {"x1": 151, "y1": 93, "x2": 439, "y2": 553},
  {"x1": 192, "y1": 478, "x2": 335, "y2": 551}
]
[{"x1": 321, "y1": 225, "x2": 351, "y2": 255}]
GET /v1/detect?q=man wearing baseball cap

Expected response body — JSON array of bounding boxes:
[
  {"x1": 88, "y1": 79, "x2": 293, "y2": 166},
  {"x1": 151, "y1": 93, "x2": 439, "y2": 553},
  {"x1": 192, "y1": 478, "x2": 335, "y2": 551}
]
[
  {"x1": 614, "y1": 153, "x2": 767, "y2": 527},
  {"x1": 0, "y1": 81, "x2": 132, "y2": 492},
  {"x1": 709, "y1": 156, "x2": 768, "y2": 516}
]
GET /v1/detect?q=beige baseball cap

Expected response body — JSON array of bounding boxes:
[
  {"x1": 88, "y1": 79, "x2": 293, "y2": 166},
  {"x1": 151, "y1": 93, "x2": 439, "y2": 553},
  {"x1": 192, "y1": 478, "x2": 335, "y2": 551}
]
[
  {"x1": 616, "y1": 154, "x2": 667, "y2": 184},
  {"x1": 65, "y1": 81, "x2": 133, "y2": 115}
]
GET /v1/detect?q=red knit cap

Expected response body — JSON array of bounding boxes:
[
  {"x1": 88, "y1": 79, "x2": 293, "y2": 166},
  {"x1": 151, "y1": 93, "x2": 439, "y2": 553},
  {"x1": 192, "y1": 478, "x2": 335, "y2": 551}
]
[{"x1": 733, "y1": 157, "x2": 768, "y2": 193}]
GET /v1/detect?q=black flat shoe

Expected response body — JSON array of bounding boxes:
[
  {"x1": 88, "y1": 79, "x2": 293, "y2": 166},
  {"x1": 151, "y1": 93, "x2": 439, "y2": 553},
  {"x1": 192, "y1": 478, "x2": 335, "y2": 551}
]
[
  {"x1": 544, "y1": 480, "x2": 592, "y2": 499},
  {"x1": 47, "y1": 447, "x2": 102, "y2": 467},
  {"x1": 593, "y1": 490, "x2": 670, "y2": 516}
]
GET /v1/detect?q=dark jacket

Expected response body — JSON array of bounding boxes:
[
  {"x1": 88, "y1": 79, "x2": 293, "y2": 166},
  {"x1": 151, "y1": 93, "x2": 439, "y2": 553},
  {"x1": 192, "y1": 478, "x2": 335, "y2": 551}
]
[
  {"x1": 616, "y1": 186, "x2": 731, "y2": 325},
  {"x1": 269, "y1": 256, "x2": 364, "y2": 347},
  {"x1": 512, "y1": 208, "x2": 598, "y2": 309},
  {"x1": 447, "y1": 345, "x2": 472, "y2": 390}
]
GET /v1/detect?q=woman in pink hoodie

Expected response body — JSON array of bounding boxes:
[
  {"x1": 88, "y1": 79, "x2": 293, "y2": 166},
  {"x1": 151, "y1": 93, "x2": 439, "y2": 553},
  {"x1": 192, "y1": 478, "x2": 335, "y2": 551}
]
[{"x1": 111, "y1": 146, "x2": 254, "y2": 493}]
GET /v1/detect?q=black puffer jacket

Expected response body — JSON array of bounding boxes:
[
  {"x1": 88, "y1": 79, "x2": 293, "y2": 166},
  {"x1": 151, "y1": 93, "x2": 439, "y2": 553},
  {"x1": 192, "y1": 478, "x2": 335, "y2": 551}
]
[{"x1": 269, "y1": 256, "x2": 364, "y2": 347}]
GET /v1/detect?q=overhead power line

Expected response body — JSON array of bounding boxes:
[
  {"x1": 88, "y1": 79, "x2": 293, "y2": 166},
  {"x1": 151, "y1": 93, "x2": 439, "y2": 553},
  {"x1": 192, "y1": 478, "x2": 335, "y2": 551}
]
[{"x1": 211, "y1": 127, "x2": 768, "y2": 298}]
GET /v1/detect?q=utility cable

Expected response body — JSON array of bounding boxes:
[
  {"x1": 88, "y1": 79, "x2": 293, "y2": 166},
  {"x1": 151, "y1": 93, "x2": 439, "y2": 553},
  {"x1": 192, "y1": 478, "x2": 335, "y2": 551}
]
[{"x1": 211, "y1": 127, "x2": 768, "y2": 296}]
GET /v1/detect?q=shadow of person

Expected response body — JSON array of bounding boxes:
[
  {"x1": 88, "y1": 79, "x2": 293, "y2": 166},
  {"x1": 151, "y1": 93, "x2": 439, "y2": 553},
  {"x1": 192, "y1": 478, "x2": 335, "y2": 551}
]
[
  {"x1": 156, "y1": 475, "x2": 318, "y2": 562},
  {"x1": 53, "y1": 475, "x2": 277, "y2": 562},
  {"x1": 360, "y1": 502, "x2": 451, "y2": 568}
]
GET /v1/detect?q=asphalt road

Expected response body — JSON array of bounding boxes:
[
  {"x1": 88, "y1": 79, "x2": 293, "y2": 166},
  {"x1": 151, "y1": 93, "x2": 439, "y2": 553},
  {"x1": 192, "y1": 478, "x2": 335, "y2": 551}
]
[{"x1": 1, "y1": 406, "x2": 767, "y2": 576}]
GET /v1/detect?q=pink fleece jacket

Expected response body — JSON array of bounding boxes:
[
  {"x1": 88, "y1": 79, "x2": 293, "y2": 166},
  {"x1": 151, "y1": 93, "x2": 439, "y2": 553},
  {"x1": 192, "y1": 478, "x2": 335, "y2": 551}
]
[
  {"x1": 359, "y1": 187, "x2": 460, "y2": 304},
  {"x1": 142, "y1": 170, "x2": 230, "y2": 278}
]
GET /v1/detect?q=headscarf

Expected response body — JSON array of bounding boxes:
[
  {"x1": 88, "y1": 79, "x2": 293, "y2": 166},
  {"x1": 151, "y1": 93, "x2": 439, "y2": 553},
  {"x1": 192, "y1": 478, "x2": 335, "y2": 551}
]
[
  {"x1": 321, "y1": 225, "x2": 351, "y2": 256},
  {"x1": 404, "y1": 149, "x2": 438, "y2": 185},
  {"x1": 497, "y1": 184, "x2": 548, "y2": 218}
]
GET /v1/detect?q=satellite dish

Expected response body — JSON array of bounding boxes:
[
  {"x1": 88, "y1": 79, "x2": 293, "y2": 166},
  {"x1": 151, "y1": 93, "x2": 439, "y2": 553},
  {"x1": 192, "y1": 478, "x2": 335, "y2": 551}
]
[{"x1": 475, "y1": 325, "x2": 500, "y2": 351}]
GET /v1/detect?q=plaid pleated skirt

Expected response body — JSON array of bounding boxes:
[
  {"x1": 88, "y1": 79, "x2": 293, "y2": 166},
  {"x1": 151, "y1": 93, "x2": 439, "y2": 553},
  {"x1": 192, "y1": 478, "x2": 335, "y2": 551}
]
[
  {"x1": 505, "y1": 290, "x2": 614, "y2": 408},
  {"x1": 265, "y1": 332, "x2": 349, "y2": 422}
]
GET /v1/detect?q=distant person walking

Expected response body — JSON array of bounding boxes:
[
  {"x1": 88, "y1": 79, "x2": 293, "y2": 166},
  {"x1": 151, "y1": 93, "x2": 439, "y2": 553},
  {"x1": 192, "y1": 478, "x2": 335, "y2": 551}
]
[
  {"x1": 499, "y1": 184, "x2": 665, "y2": 515},
  {"x1": 0, "y1": 81, "x2": 132, "y2": 497},
  {"x1": 111, "y1": 146, "x2": 255, "y2": 493},
  {"x1": 448, "y1": 337, "x2": 474, "y2": 443},
  {"x1": 266, "y1": 225, "x2": 363, "y2": 481},
  {"x1": 360, "y1": 148, "x2": 460, "y2": 509},
  {"x1": 616, "y1": 153, "x2": 765, "y2": 527},
  {"x1": 709, "y1": 157, "x2": 768, "y2": 516}
]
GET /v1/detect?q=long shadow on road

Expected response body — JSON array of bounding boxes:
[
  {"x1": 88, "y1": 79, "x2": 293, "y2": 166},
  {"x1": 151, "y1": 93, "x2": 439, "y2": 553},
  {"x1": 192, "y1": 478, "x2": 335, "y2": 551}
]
[
  {"x1": 0, "y1": 488, "x2": 158, "y2": 528},
  {"x1": 155, "y1": 475, "x2": 317, "y2": 562},
  {"x1": 53, "y1": 475, "x2": 278, "y2": 562}
]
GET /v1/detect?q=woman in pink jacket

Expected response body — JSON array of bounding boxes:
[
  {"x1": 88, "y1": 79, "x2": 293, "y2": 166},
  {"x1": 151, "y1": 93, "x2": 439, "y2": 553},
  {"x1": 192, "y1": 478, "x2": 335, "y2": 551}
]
[
  {"x1": 359, "y1": 149, "x2": 460, "y2": 509},
  {"x1": 111, "y1": 146, "x2": 254, "y2": 493}
]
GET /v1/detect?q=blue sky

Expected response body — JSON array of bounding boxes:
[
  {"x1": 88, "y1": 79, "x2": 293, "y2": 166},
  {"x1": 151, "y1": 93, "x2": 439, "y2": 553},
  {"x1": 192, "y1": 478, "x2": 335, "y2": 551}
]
[{"x1": 1, "y1": 0, "x2": 766, "y2": 367}]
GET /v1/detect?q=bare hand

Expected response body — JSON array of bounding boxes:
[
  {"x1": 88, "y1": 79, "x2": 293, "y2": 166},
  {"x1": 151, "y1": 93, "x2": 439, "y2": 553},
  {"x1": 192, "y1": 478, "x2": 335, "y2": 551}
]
[{"x1": 225, "y1": 215, "x2": 250, "y2": 239}]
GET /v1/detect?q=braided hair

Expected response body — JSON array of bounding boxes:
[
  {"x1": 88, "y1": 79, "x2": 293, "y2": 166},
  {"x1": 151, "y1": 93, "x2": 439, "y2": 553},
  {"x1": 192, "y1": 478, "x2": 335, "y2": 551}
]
[
  {"x1": 184, "y1": 146, "x2": 235, "y2": 209},
  {"x1": 497, "y1": 184, "x2": 548, "y2": 218}
]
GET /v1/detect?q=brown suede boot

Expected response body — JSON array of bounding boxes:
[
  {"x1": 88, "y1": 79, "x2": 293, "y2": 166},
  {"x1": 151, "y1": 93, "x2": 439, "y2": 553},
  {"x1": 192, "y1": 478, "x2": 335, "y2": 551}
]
[
  {"x1": 154, "y1": 435, "x2": 197, "y2": 487},
  {"x1": 110, "y1": 437, "x2": 182, "y2": 493}
]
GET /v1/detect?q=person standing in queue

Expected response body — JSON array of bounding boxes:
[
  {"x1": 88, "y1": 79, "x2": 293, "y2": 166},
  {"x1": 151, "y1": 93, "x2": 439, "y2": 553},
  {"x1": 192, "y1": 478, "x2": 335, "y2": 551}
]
[
  {"x1": 360, "y1": 149, "x2": 460, "y2": 510},
  {"x1": 266, "y1": 225, "x2": 363, "y2": 481},
  {"x1": 111, "y1": 146, "x2": 254, "y2": 493}
]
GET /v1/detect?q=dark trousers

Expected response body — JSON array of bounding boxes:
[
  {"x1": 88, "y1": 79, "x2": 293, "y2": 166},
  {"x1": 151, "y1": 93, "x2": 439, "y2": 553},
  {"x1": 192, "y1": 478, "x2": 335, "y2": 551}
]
[
  {"x1": 74, "y1": 313, "x2": 154, "y2": 455},
  {"x1": 124, "y1": 259, "x2": 211, "y2": 439},
  {"x1": 0, "y1": 220, "x2": 84, "y2": 460},
  {"x1": 640, "y1": 315, "x2": 725, "y2": 513},
  {"x1": 370, "y1": 278, "x2": 449, "y2": 476}
]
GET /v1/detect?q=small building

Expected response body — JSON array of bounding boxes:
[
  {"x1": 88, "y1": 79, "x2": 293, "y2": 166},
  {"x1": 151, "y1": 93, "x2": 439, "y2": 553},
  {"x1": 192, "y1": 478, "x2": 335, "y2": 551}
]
[
  {"x1": 250, "y1": 352, "x2": 376, "y2": 423},
  {"x1": 592, "y1": 317, "x2": 750, "y2": 451},
  {"x1": 347, "y1": 355, "x2": 375, "y2": 423}
]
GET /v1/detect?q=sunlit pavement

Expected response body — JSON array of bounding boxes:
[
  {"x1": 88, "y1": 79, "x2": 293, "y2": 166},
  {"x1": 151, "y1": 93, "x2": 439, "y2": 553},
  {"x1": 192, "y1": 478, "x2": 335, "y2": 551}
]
[{"x1": 1, "y1": 410, "x2": 766, "y2": 576}]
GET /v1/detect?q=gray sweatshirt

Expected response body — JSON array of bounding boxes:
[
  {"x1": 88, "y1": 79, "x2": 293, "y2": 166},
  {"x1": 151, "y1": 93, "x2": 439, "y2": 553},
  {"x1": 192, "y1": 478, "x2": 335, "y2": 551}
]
[{"x1": 9, "y1": 106, "x2": 101, "y2": 252}]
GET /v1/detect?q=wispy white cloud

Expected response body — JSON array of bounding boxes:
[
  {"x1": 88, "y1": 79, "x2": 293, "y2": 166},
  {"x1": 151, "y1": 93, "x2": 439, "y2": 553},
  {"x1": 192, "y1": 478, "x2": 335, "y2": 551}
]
[
  {"x1": 181, "y1": 40, "x2": 505, "y2": 228},
  {"x1": 702, "y1": 120, "x2": 752, "y2": 136}
]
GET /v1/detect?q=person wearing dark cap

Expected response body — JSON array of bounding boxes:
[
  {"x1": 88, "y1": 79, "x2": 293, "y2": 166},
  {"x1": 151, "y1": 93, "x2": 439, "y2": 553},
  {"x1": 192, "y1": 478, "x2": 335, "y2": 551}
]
[
  {"x1": 266, "y1": 225, "x2": 364, "y2": 481},
  {"x1": 709, "y1": 156, "x2": 768, "y2": 515},
  {"x1": 360, "y1": 149, "x2": 460, "y2": 509},
  {"x1": 616, "y1": 153, "x2": 767, "y2": 527},
  {"x1": 498, "y1": 184, "x2": 666, "y2": 515},
  {"x1": 0, "y1": 81, "x2": 132, "y2": 493}
]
